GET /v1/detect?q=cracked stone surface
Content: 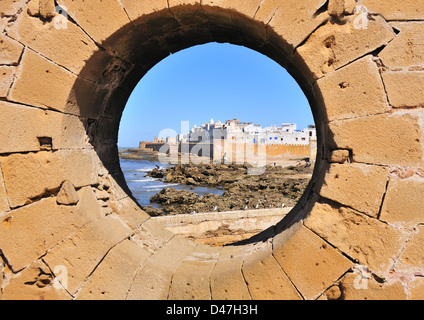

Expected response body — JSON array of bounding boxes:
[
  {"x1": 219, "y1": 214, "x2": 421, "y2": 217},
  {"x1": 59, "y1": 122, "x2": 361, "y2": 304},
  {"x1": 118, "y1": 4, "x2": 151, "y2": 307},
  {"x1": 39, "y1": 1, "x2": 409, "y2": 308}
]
[{"x1": 0, "y1": 0, "x2": 423, "y2": 300}]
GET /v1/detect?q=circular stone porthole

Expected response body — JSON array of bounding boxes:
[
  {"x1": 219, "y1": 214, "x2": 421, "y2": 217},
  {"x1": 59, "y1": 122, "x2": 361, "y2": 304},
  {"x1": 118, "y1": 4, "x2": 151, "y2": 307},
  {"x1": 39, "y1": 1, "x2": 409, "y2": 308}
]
[{"x1": 118, "y1": 42, "x2": 317, "y2": 246}]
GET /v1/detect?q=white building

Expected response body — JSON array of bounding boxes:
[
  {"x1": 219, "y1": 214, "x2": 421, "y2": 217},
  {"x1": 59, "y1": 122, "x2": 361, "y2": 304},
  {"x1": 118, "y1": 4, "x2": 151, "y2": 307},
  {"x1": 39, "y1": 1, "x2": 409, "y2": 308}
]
[{"x1": 181, "y1": 119, "x2": 316, "y2": 145}]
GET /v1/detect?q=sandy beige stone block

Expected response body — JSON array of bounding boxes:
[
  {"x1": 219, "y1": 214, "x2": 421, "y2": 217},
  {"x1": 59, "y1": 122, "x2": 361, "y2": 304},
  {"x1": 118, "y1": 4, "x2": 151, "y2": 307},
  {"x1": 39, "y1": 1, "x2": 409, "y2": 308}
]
[
  {"x1": 210, "y1": 245, "x2": 251, "y2": 300},
  {"x1": 56, "y1": 180, "x2": 79, "y2": 205},
  {"x1": 379, "y1": 22, "x2": 424, "y2": 70},
  {"x1": 330, "y1": 149, "x2": 350, "y2": 163},
  {"x1": 127, "y1": 236, "x2": 196, "y2": 300},
  {"x1": 304, "y1": 202, "x2": 404, "y2": 277},
  {"x1": 320, "y1": 163, "x2": 389, "y2": 217},
  {"x1": 6, "y1": 9, "x2": 104, "y2": 80},
  {"x1": 0, "y1": 101, "x2": 87, "y2": 154},
  {"x1": 56, "y1": 0, "x2": 130, "y2": 44},
  {"x1": 382, "y1": 71, "x2": 424, "y2": 108},
  {"x1": 0, "y1": 149, "x2": 97, "y2": 208},
  {"x1": 138, "y1": 217, "x2": 174, "y2": 244},
  {"x1": 0, "y1": 35, "x2": 23, "y2": 65},
  {"x1": 315, "y1": 55, "x2": 390, "y2": 121},
  {"x1": 0, "y1": 164, "x2": 10, "y2": 213},
  {"x1": 110, "y1": 196, "x2": 150, "y2": 229},
  {"x1": 0, "y1": 0, "x2": 27, "y2": 17},
  {"x1": 1, "y1": 260, "x2": 71, "y2": 300},
  {"x1": 43, "y1": 214, "x2": 132, "y2": 295},
  {"x1": 255, "y1": 0, "x2": 328, "y2": 52},
  {"x1": 0, "y1": 190, "x2": 102, "y2": 271},
  {"x1": 119, "y1": 0, "x2": 169, "y2": 21},
  {"x1": 394, "y1": 226, "x2": 424, "y2": 274},
  {"x1": 296, "y1": 15, "x2": 394, "y2": 81},
  {"x1": 0, "y1": 66, "x2": 15, "y2": 97},
  {"x1": 39, "y1": 0, "x2": 56, "y2": 19},
  {"x1": 168, "y1": 245, "x2": 221, "y2": 300},
  {"x1": 359, "y1": 0, "x2": 424, "y2": 20},
  {"x1": 410, "y1": 278, "x2": 424, "y2": 300},
  {"x1": 273, "y1": 223, "x2": 352, "y2": 300},
  {"x1": 328, "y1": 0, "x2": 344, "y2": 17},
  {"x1": 328, "y1": 112, "x2": 424, "y2": 167},
  {"x1": 76, "y1": 239, "x2": 151, "y2": 299},
  {"x1": 242, "y1": 242, "x2": 302, "y2": 300},
  {"x1": 8, "y1": 49, "x2": 76, "y2": 113},
  {"x1": 380, "y1": 178, "x2": 424, "y2": 225},
  {"x1": 202, "y1": 0, "x2": 263, "y2": 19},
  {"x1": 322, "y1": 272, "x2": 407, "y2": 300}
]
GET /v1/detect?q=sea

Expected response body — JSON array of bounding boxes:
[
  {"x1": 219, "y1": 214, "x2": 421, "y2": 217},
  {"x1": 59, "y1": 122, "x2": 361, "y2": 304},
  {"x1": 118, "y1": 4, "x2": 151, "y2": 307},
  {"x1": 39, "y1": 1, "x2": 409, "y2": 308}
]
[{"x1": 119, "y1": 157, "x2": 225, "y2": 209}]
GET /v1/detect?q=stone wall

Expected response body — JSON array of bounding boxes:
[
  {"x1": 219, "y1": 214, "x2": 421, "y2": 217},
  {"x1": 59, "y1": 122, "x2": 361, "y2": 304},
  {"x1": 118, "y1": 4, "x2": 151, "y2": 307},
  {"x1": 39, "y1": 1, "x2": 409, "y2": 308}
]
[{"x1": 0, "y1": 0, "x2": 423, "y2": 300}]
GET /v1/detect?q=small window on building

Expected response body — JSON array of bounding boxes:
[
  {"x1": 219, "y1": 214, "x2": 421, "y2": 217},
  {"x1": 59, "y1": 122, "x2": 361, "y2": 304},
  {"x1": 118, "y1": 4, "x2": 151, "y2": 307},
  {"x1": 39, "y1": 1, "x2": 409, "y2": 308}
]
[{"x1": 302, "y1": 137, "x2": 306, "y2": 141}]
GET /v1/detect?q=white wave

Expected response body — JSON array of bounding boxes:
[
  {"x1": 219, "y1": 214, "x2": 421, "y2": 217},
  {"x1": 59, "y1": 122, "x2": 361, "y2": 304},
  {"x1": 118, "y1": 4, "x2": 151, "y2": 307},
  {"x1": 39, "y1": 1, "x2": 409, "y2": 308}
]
[
  {"x1": 138, "y1": 183, "x2": 179, "y2": 190},
  {"x1": 135, "y1": 168, "x2": 154, "y2": 172},
  {"x1": 127, "y1": 178, "x2": 155, "y2": 183}
]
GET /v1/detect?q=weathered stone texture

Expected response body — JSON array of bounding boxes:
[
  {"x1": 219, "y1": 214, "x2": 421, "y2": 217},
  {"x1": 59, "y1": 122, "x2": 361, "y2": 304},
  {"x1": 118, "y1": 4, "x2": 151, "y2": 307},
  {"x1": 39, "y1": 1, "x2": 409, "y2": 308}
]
[
  {"x1": 359, "y1": 0, "x2": 424, "y2": 20},
  {"x1": 0, "y1": 66, "x2": 15, "y2": 98},
  {"x1": 380, "y1": 178, "x2": 424, "y2": 226},
  {"x1": 56, "y1": 180, "x2": 79, "y2": 205},
  {"x1": 109, "y1": 196, "x2": 150, "y2": 229},
  {"x1": 126, "y1": 236, "x2": 196, "y2": 300},
  {"x1": 1, "y1": 0, "x2": 424, "y2": 301},
  {"x1": 273, "y1": 223, "x2": 352, "y2": 300},
  {"x1": 8, "y1": 49, "x2": 77, "y2": 113},
  {"x1": 319, "y1": 163, "x2": 389, "y2": 217},
  {"x1": 326, "y1": 272, "x2": 408, "y2": 300},
  {"x1": 295, "y1": 15, "x2": 395, "y2": 81},
  {"x1": 315, "y1": 56, "x2": 390, "y2": 122},
  {"x1": 120, "y1": 0, "x2": 169, "y2": 21},
  {"x1": 0, "y1": 35, "x2": 23, "y2": 65},
  {"x1": 394, "y1": 226, "x2": 424, "y2": 274},
  {"x1": 0, "y1": 260, "x2": 71, "y2": 300},
  {"x1": 76, "y1": 239, "x2": 151, "y2": 300},
  {"x1": 0, "y1": 164, "x2": 10, "y2": 213},
  {"x1": 242, "y1": 242, "x2": 302, "y2": 300},
  {"x1": 379, "y1": 22, "x2": 424, "y2": 70},
  {"x1": 0, "y1": 0, "x2": 27, "y2": 16},
  {"x1": 0, "y1": 188, "x2": 102, "y2": 271},
  {"x1": 328, "y1": 112, "x2": 424, "y2": 167},
  {"x1": 168, "y1": 245, "x2": 222, "y2": 300},
  {"x1": 255, "y1": 0, "x2": 328, "y2": 53},
  {"x1": 304, "y1": 202, "x2": 404, "y2": 277},
  {"x1": 43, "y1": 214, "x2": 132, "y2": 295},
  {"x1": 382, "y1": 71, "x2": 424, "y2": 108},
  {"x1": 210, "y1": 245, "x2": 251, "y2": 300},
  {"x1": 0, "y1": 150, "x2": 97, "y2": 208},
  {"x1": 6, "y1": 8, "x2": 104, "y2": 79},
  {"x1": 328, "y1": 0, "x2": 344, "y2": 18},
  {"x1": 329, "y1": 149, "x2": 350, "y2": 164},
  {"x1": 0, "y1": 101, "x2": 87, "y2": 154},
  {"x1": 55, "y1": 0, "x2": 131, "y2": 44}
]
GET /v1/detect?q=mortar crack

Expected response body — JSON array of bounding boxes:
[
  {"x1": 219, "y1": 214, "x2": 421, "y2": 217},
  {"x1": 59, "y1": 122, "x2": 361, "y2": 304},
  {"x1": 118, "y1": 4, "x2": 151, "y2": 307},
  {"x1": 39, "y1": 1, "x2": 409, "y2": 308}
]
[{"x1": 376, "y1": 177, "x2": 390, "y2": 220}]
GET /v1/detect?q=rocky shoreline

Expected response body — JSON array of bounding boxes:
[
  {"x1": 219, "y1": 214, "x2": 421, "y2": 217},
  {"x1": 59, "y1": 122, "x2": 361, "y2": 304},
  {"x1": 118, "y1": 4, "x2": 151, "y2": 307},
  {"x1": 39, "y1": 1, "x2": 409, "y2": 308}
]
[{"x1": 140, "y1": 162, "x2": 313, "y2": 216}]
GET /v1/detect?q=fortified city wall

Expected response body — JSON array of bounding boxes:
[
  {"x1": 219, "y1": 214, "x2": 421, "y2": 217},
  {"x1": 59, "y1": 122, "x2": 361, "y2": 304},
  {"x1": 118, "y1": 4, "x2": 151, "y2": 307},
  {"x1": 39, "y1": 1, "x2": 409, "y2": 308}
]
[{"x1": 0, "y1": 0, "x2": 424, "y2": 300}]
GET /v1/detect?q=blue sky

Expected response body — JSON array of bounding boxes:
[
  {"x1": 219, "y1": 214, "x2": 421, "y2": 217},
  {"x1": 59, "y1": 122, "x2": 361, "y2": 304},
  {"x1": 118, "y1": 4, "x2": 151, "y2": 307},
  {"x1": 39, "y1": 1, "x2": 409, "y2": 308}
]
[{"x1": 118, "y1": 42, "x2": 314, "y2": 148}]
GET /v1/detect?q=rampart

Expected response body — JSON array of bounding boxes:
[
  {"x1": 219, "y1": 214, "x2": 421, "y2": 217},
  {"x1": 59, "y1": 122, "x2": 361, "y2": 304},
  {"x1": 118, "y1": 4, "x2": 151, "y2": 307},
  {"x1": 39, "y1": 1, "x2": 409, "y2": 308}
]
[{"x1": 0, "y1": 0, "x2": 423, "y2": 300}]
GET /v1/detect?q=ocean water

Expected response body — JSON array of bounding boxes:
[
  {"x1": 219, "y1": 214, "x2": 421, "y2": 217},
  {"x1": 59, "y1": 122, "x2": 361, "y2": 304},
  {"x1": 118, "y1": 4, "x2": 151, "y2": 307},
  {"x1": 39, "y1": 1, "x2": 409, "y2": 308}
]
[{"x1": 119, "y1": 158, "x2": 224, "y2": 209}]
